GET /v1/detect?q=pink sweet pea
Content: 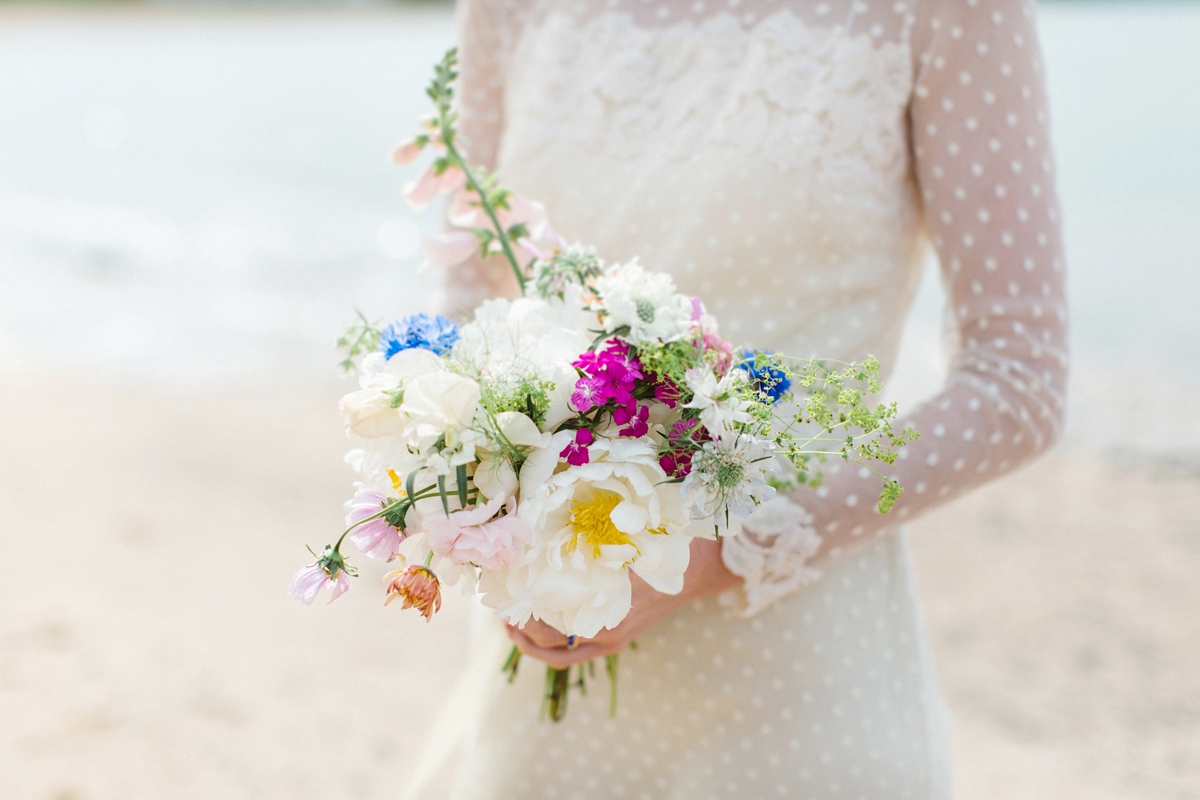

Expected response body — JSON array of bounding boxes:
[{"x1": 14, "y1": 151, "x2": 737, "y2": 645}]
[
  {"x1": 425, "y1": 494, "x2": 531, "y2": 571},
  {"x1": 690, "y1": 297, "x2": 735, "y2": 374},
  {"x1": 403, "y1": 165, "x2": 466, "y2": 213},
  {"x1": 345, "y1": 488, "x2": 401, "y2": 561},
  {"x1": 289, "y1": 562, "x2": 352, "y2": 605}
]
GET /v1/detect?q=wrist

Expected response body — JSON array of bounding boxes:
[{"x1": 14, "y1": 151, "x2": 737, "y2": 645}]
[{"x1": 683, "y1": 537, "x2": 742, "y2": 601}]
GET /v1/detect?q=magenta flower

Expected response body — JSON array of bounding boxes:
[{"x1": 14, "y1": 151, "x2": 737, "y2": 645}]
[
  {"x1": 289, "y1": 562, "x2": 352, "y2": 606},
  {"x1": 560, "y1": 428, "x2": 594, "y2": 466},
  {"x1": 653, "y1": 379, "x2": 682, "y2": 408},
  {"x1": 658, "y1": 418, "x2": 710, "y2": 478},
  {"x1": 570, "y1": 375, "x2": 611, "y2": 413},
  {"x1": 345, "y1": 488, "x2": 402, "y2": 561},
  {"x1": 570, "y1": 339, "x2": 644, "y2": 420},
  {"x1": 615, "y1": 403, "x2": 650, "y2": 438}
]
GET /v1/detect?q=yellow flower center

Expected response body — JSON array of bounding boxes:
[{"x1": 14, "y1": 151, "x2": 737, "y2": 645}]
[
  {"x1": 569, "y1": 491, "x2": 634, "y2": 559},
  {"x1": 387, "y1": 469, "x2": 407, "y2": 495}
]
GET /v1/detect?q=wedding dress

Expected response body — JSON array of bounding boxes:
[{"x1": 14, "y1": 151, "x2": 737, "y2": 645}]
[{"x1": 421, "y1": 0, "x2": 1068, "y2": 797}]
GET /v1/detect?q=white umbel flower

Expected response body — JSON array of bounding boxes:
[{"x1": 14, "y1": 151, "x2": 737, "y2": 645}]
[{"x1": 595, "y1": 260, "x2": 693, "y2": 344}]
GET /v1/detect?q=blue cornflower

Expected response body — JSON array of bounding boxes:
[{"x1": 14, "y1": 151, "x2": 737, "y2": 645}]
[
  {"x1": 379, "y1": 313, "x2": 459, "y2": 358},
  {"x1": 737, "y1": 349, "x2": 792, "y2": 404}
]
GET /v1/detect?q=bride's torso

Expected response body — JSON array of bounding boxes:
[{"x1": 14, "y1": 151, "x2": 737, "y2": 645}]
[{"x1": 493, "y1": 0, "x2": 928, "y2": 373}]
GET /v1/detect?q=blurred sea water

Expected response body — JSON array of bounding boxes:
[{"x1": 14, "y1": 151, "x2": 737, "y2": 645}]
[{"x1": 1, "y1": 1, "x2": 1198, "y2": 447}]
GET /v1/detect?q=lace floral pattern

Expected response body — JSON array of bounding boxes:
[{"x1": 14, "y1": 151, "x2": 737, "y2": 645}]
[
  {"x1": 719, "y1": 496, "x2": 822, "y2": 617},
  {"x1": 505, "y1": 10, "x2": 913, "y2": 189}
]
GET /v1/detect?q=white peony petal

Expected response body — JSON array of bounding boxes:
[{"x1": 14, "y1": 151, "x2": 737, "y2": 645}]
[{"x1": 609, "y1": 500, "x2": 648, "y2": 534}]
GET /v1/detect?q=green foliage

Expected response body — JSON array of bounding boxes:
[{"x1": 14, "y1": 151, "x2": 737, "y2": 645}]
[
  {"x1": 336, "y1": 309, "x2": 382, "y2": 373},
  {"x1": 481, "y1": 375, "x2": 555, "y2": 428},
  {"x1": 531, "y1": 245, "x2": 605, "y2": 302},
  {"x1": 746, "y1": 354, "x2": 919, "y2": 513},
  {"x1": 634, "y1": 334, "x2": 704, "y2": 396}
]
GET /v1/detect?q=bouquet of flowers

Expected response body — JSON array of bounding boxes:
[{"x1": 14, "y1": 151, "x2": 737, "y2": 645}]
[{"x1": 291, "y1": 50, "x2": 916, "y2": 721}]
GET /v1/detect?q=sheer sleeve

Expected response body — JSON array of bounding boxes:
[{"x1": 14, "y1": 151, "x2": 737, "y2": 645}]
[
  {"x1": 431, "y1": 0, "x2": 522, "y2": 319},
  {"x1": 722, "y1": 0, "x2": 1069, "y2": 615}
]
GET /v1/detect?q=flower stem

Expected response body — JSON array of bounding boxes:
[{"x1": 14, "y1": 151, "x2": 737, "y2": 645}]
[
  {"x1": 441, "y1": 137, "x2": 527, "y2": 293},
  {"x1": 605, "y1": 653, "x2": 619, "y2": 718}
]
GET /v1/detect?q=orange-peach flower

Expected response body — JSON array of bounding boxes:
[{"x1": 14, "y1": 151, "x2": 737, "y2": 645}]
[{"x1": 383, "y1": 565, "x2": 442, "y2": 621}]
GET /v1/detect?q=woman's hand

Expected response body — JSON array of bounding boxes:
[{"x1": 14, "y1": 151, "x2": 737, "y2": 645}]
[{"x1": 505, "y1": 537, "x2": 741, "y2": 669}]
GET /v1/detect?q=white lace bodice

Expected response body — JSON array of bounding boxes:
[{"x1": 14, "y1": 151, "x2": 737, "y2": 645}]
[{"x1": 446, "y1": 0, "x2": 1068, "y2": 614}]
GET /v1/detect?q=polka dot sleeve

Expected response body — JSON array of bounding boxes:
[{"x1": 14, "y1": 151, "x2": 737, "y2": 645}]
[{"x1": 733, "y1": 0, "x2": 1069, "y2": 599}]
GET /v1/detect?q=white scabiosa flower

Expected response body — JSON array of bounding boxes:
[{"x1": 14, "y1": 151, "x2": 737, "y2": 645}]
[
  {"x1": 479, "y1": 433, "x2": 692, "y2": 637},
  {"x1": 681, "y1": 432, "x2": 777, "y2": 525},
  {"x1": 682, "y1": 366, "x2": 754, "y2": 437},
  {"x1": 595, "y1": 260, "x2": 693, "y2": 344}
]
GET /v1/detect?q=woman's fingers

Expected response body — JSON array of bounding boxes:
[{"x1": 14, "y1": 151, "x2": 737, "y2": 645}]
[
  {"x1": 517, "y1": 619, "x2": 570, "y2": 649},
  {"x1": 505, "y1": 625, "x2": 617, "y2": 669}
]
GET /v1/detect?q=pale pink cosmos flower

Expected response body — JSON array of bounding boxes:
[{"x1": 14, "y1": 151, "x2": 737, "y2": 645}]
[
  {"x1": 289, "y1": 562, "x2": 351, "y2": 605},
  {"x1": 383, "y1": 565, "x2": 442, "y2": 621},
  {"x1": 403, "y1": 165, "x2": 466, "y2": 213},
  {"x1": 345, "y1": 488, "x2": 402, "y2": 561},
  {"x1": 425, "y1": 494, "x2": 530, "y2": 571}
]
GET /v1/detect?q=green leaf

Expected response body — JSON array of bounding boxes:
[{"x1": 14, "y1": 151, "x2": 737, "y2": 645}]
[
  {"x1": 437, "y1": 475, "x2": 449, "y2": 516},
  {"x1": 456, "y1": 464, "x2": 469, "y2": 508}
]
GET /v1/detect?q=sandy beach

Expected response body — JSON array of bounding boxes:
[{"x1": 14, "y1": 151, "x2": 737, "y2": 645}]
[
  {"x1": 1, "y1": 372, "x2": 1196, "y2": 799},
  {"x1": 1, "y1": 2, "x2": 1198, "y2": 798}
]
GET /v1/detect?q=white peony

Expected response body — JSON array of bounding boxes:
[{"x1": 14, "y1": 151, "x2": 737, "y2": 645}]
[
  {"x1": 479, "y1": 433, "x2": 693, "y2": 637},
  {"x1": 594, "y1": 260, "x2": 693, "y2": 344}
]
